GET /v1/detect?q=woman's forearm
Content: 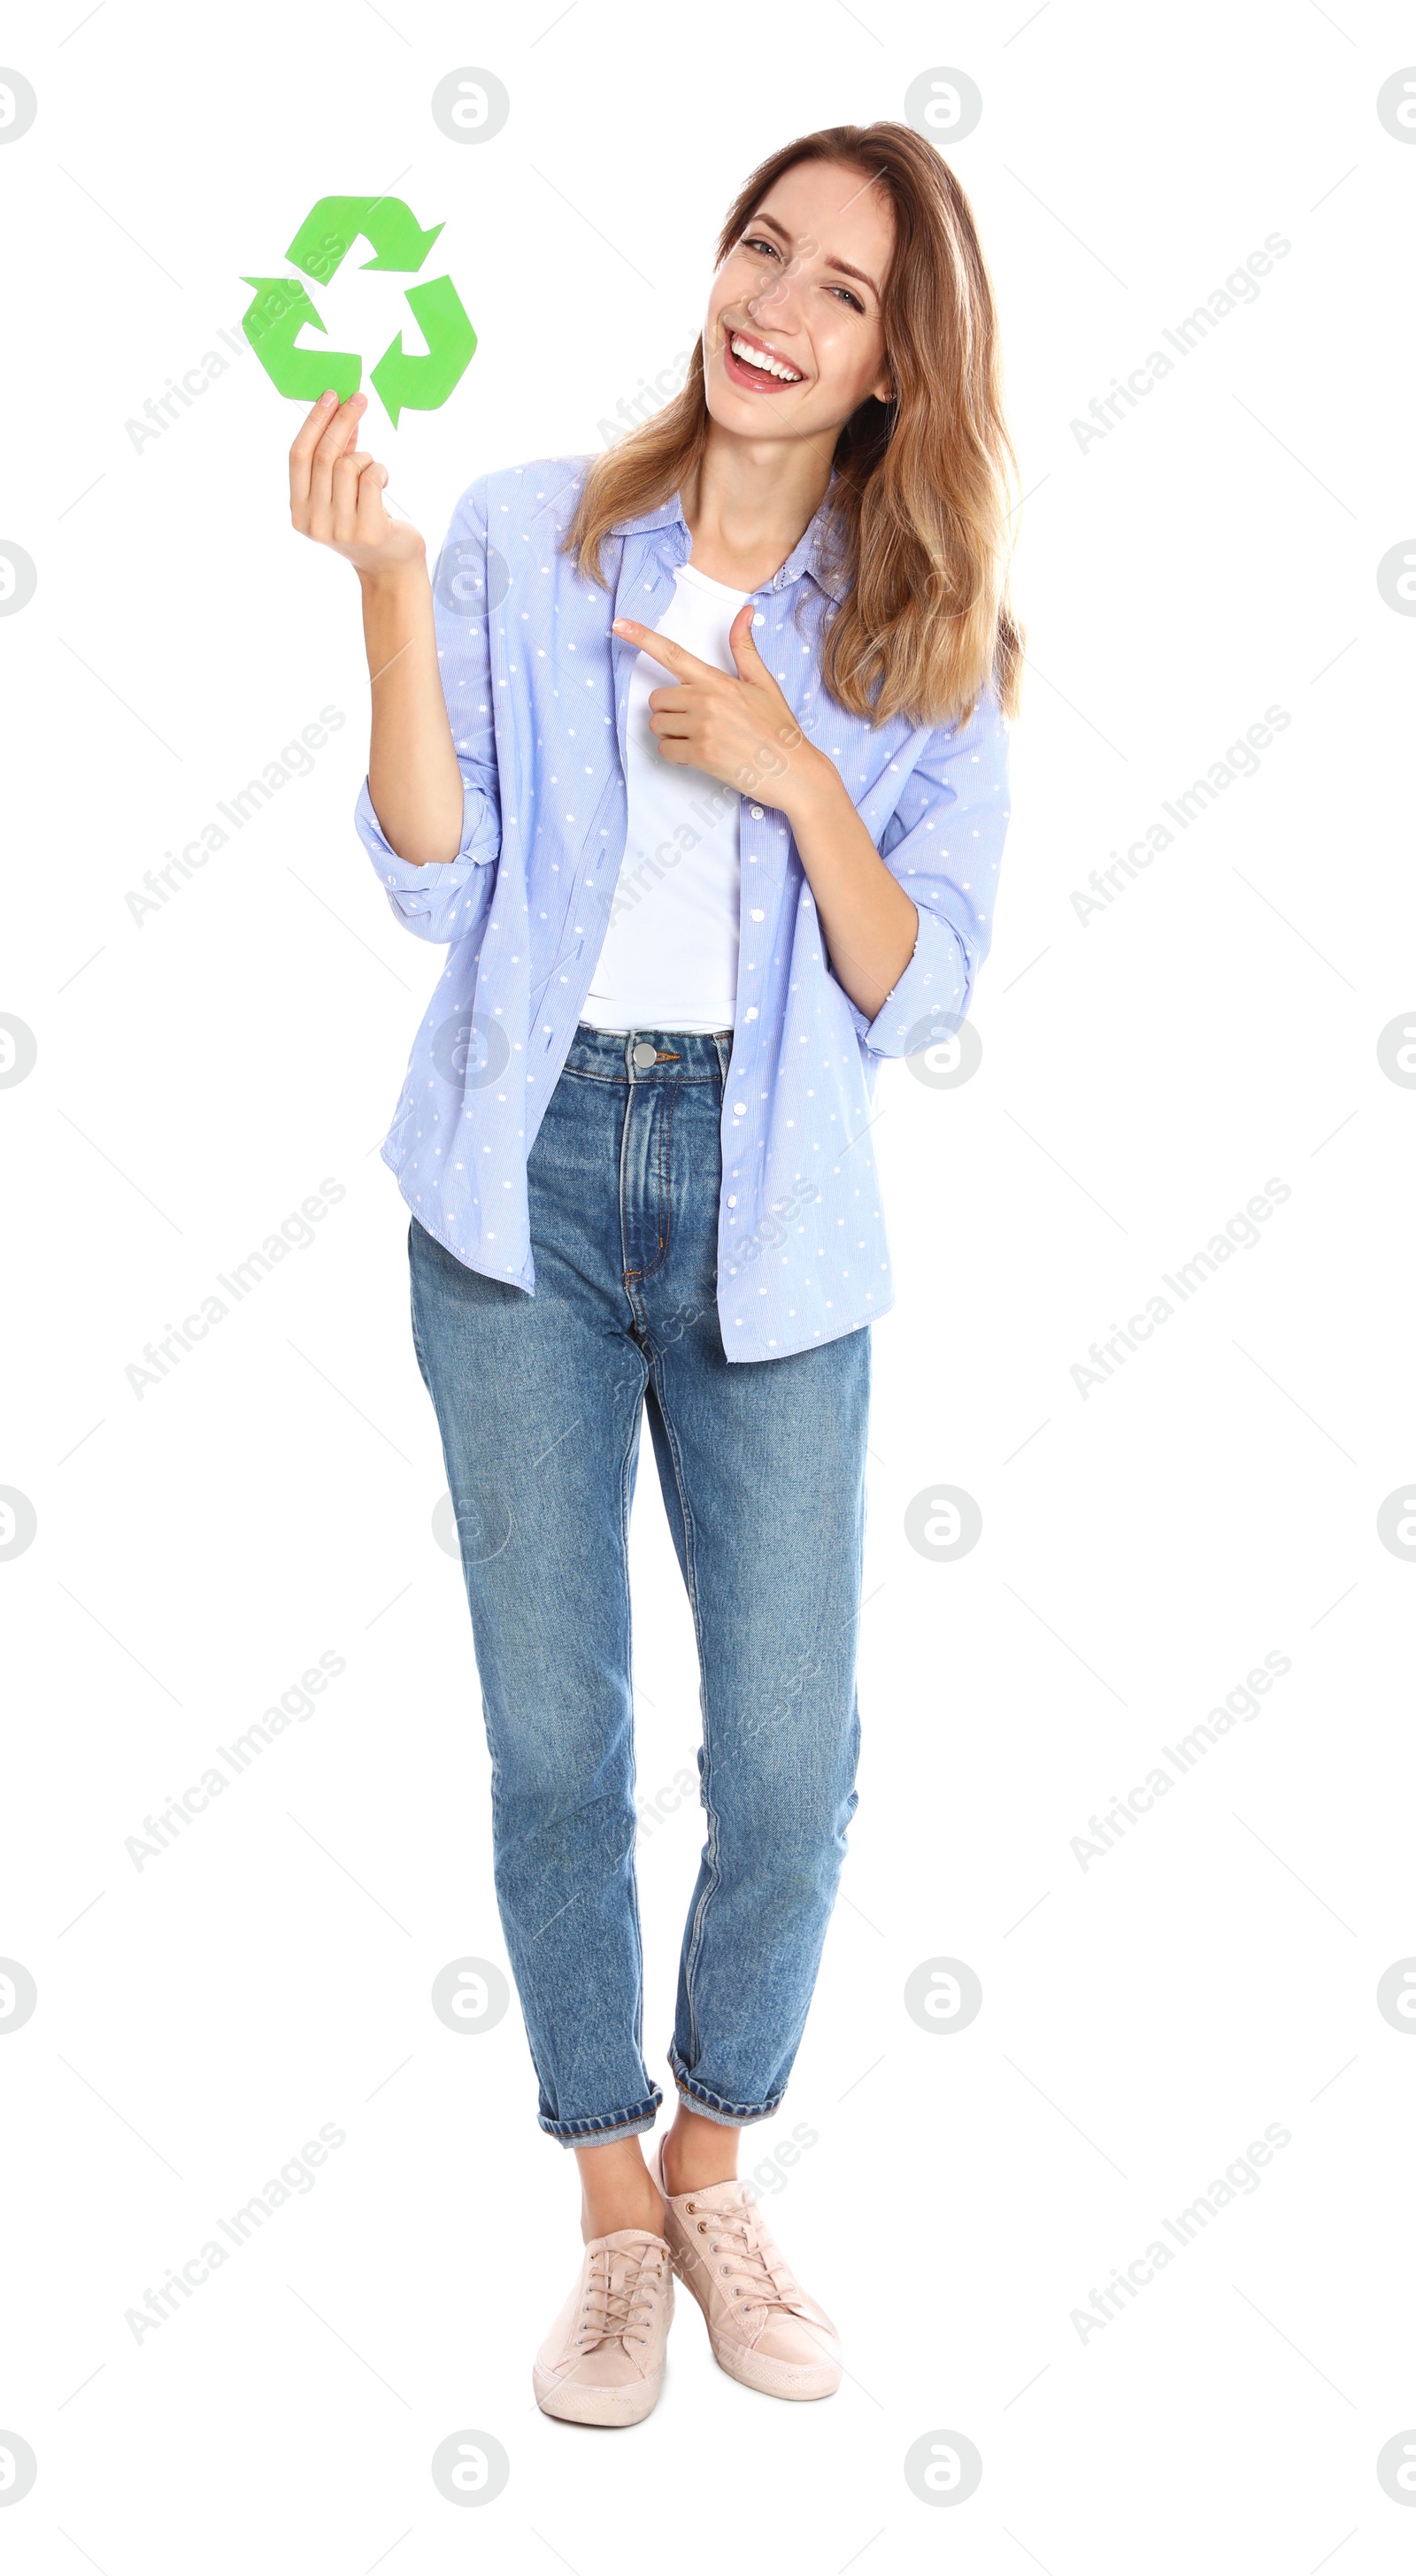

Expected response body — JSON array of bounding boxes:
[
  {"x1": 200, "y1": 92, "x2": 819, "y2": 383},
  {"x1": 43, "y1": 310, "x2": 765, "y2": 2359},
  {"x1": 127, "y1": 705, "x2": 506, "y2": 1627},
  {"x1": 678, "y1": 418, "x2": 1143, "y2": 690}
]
[
  {"x1": 612, "y1": 605, "x2": 919, "y2": 1022},
  {"x1": 781, "y1": 750, "x2": 920, "y2": 1021},
  {"x1": 359, "y1": 565, "x2": 466, "y2": 868}
]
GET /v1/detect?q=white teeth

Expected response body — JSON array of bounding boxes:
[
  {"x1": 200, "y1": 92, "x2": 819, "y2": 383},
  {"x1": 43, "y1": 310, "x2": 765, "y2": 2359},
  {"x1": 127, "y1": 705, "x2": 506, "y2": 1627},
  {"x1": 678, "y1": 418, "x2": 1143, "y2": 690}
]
[{"x1": 730, "y1": 334, "x2": 802, "y2": 382}]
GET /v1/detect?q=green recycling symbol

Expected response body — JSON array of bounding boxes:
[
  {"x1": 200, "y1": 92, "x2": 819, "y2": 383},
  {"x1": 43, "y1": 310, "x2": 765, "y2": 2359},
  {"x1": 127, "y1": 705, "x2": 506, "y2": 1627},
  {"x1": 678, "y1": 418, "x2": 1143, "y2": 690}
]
[{"x1": 241, "y1": 196, "x2": 475, "y2": 426}]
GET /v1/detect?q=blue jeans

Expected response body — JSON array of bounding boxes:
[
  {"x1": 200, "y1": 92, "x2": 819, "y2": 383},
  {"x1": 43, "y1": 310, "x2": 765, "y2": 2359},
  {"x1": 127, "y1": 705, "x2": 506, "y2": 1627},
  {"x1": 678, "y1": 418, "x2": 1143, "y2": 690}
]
[{"x1": 407, "y1": 1023, "x2": 870, "y2": 2142}]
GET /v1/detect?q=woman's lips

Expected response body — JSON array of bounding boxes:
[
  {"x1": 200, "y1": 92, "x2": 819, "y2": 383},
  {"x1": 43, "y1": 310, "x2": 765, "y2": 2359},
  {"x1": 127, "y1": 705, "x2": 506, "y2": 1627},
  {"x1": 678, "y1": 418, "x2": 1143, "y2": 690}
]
[{"x1": 720, "y1": 327, "x2": 806, "y2": 393}]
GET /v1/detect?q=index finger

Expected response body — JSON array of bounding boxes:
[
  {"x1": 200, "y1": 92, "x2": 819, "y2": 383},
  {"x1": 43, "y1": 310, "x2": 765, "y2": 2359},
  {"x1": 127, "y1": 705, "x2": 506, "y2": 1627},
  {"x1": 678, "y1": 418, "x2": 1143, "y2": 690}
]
[
  {"x1": 611, "y1": 616, "x2": 717, "y2": 682},
  {"x1": 289, "y1": 388, "x2": 360, "y2": 511}
]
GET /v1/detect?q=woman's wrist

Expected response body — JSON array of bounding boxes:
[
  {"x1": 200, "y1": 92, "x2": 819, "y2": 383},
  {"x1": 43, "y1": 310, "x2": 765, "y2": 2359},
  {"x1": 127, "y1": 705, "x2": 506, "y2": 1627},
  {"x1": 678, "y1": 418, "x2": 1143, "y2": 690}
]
[
  {"x1": 357, "y1": 555, "x2": 428, "y2": 603},
  {"x1": 773, "y1": 736, "x2": 845, "y2": 829},
  {"x1": 358, "y1": 558, "x2": 435, "y2": 688}
]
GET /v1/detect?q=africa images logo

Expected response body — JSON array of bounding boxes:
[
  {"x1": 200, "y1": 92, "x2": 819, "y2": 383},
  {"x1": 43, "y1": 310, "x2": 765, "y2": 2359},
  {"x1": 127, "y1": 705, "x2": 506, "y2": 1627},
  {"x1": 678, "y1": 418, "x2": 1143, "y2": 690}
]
[{"x1": 242, "y1": 194, "x2": 475, "y2": 424}]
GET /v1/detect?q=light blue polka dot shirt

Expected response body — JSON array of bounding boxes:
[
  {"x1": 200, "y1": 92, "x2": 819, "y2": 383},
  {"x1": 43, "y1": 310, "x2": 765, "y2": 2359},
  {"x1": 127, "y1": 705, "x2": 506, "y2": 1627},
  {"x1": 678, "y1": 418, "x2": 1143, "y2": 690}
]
[{"x1": 356, "y1": 455, "x2": 1011, "y2": 1363}]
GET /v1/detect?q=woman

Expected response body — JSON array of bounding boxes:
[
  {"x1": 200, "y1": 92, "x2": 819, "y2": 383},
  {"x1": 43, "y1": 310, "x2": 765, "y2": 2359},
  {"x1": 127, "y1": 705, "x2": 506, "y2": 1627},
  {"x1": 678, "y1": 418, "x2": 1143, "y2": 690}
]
[{"x1": 289, "y1": 119, "x2": 1020, "y2": 2426}]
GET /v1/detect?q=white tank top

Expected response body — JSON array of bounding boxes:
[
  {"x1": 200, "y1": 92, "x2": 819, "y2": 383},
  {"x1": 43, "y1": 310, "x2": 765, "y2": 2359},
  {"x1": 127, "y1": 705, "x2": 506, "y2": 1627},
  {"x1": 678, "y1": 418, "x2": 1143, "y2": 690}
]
[{"x1": 579, "y1": 559, "x2": 752, "y2": 1034}]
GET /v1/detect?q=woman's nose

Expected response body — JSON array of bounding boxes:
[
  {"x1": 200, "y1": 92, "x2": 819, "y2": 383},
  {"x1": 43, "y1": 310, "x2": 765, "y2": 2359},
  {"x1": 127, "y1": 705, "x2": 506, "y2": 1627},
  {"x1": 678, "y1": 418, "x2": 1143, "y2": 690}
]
[{"x1": 746, "y1": 268, "x2": 804, "y2": 334}]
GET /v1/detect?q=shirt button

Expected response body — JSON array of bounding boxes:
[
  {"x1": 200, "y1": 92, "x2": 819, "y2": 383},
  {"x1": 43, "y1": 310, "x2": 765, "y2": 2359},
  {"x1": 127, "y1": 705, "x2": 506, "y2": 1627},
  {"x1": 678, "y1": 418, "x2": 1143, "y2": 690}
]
[
  {"x1": 733, "y1": 1102, "x2": 746, "y2": 1114},
  {"x1": 632, "y1": 1042, "x2": 657, "y2": 1068},
  {"x1": 750, "y1": 804, "x2": 764, "y2": 819}
]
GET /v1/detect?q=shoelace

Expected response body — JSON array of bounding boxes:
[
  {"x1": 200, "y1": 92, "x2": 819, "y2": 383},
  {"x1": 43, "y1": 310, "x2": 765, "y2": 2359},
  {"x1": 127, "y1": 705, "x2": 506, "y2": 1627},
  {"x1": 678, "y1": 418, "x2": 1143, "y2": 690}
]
[
  {"x1": 682, "y1": 2192, "x2": 816, "y2": 2326},
  {"x1": 575, "y1": 2240, "x2": 668, "y2": 2353}
]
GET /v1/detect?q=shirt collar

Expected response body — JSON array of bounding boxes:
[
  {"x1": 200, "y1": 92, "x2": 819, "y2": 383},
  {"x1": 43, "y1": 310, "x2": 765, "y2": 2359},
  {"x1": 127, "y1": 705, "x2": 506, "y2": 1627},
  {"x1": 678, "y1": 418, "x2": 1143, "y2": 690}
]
[{"x1": 612, "y1": 470, "x2": 846, "y2": 601}]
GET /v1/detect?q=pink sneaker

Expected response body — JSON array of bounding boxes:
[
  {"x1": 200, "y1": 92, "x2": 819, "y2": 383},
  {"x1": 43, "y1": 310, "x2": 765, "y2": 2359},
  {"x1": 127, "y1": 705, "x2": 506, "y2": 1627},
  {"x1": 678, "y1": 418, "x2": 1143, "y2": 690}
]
[
  {"x1": 533, "y1": 2227, "x2": 673, "y2": 2426},
  {"x1": 650, "y1": 2141, "x2": 842, "y2": 2400}
]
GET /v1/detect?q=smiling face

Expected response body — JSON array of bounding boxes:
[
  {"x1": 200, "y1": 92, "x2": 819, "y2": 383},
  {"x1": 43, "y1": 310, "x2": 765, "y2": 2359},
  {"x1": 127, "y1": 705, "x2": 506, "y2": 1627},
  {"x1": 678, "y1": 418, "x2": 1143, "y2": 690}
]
[{"x1": 704, "y1": 158, "x2": 897, "y2": 444}]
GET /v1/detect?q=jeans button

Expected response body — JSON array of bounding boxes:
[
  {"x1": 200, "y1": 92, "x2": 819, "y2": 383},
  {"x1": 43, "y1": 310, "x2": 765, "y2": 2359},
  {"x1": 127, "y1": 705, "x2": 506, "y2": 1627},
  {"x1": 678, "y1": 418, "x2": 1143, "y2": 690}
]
[{"x1": 632, "y1": 1042, "x2": 657, "y2": 1068}]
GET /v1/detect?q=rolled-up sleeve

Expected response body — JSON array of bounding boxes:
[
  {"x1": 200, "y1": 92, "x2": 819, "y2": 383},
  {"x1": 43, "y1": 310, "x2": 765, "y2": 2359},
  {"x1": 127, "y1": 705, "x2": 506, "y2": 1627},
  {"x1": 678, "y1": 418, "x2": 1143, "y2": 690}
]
[
  {"x1": 843, "y1": 687, "x2": 1011, "y2": 1057},
  {"x1": 355, "y1": 477, "x2": 503, "y2": 945}
]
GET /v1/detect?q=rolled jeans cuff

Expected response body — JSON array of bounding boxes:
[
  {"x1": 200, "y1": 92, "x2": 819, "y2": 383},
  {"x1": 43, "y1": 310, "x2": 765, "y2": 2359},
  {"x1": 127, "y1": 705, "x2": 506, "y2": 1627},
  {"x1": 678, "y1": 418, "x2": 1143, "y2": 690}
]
[
  {"x1": 668, "y1": 2048, "x2": 784, "y2": 2130},
  {"x1": 538, "y1": 2084, "x2": 663, "y2": 2146}
]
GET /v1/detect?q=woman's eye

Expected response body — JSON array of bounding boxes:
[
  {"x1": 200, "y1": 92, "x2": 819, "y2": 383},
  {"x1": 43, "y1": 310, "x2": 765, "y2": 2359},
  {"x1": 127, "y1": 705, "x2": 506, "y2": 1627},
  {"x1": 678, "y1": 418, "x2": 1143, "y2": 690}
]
[
  {"x1": 743, "y1": 235, "x2": 780, "y2": 259},
  {"x1": 831, "y1": 286, "x2": 865, "y2": 311}
]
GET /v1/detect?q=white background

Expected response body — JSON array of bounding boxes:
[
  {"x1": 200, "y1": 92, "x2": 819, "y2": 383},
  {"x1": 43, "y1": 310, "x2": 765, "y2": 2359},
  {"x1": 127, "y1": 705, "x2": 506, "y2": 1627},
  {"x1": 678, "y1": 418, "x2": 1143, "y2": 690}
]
[{"x1": 3, "y1": 1, "x2": 1414, "y2": 2566}]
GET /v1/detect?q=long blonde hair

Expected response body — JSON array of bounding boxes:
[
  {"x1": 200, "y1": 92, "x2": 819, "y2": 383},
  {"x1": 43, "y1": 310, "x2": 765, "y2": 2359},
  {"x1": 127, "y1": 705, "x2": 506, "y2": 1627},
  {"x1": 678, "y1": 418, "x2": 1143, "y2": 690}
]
[{"x1": 563, "y1": 122, "x2": 1023, "y2": 730}]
